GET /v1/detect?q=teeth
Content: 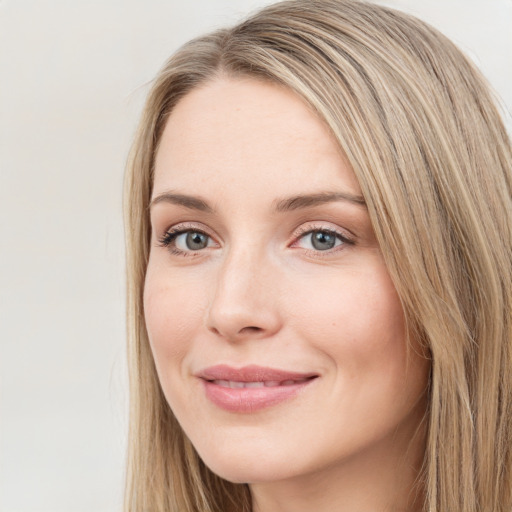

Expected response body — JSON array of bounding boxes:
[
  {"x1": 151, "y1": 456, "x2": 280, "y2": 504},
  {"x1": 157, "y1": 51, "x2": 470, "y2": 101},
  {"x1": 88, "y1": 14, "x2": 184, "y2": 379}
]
[
  {"x1": 244, "y1": 381, "x2": 265, "y2": 388},
  {"x1": 212, "y1": 379, "x2": 309, "y2": 388}
]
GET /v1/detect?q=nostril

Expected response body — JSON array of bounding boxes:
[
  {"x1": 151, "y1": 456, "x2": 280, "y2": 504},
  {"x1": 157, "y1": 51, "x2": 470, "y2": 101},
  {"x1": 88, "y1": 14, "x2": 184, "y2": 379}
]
[{"x1": 239, "y1": 326, "x2": 263, "y2": 335}]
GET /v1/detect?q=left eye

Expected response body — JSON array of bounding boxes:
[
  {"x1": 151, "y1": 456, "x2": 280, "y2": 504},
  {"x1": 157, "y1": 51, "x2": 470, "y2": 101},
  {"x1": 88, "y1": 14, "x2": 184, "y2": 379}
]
[
  {"x1": 297, "y1": 230, "x2": 344, "y2": 251},
  {"x1": 174, "y1": 231, "x2": 212, "y2": 251}
]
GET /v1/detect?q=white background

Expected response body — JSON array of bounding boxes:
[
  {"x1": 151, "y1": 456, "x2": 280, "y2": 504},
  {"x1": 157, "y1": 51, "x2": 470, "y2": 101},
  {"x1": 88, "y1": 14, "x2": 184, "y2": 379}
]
[{"x1": 1, "y1": 1, "x2": 510, "y2": 511}]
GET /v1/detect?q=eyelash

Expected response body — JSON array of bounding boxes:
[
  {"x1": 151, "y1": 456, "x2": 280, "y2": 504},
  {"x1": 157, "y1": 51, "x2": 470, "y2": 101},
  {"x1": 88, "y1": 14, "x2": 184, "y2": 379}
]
[
  {"x1": 291, "y1": 226, "x2": 354, "y2": 256},
  {"x1": 157, "y1": 223, "x2": 354, "y2": 257},
  {"x1": 157, "y1": 224, "x2": 213, "y2": 257}
]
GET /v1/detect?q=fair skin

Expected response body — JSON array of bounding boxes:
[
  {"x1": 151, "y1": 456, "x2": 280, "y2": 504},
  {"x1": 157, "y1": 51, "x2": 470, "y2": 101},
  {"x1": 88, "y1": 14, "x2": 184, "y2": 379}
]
[{"x1": 144, "y1": 77, "x2": 430, "y2": 512}]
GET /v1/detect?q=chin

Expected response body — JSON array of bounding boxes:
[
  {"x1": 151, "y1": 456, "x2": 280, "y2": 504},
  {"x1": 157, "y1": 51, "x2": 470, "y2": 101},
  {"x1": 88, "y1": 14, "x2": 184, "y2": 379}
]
[
  {"x1": 205, "y1": 463, "x2": 291, "y2": 485},
  {"x1": 195, "y1": 443, "x2": 299, "y2": 484}
]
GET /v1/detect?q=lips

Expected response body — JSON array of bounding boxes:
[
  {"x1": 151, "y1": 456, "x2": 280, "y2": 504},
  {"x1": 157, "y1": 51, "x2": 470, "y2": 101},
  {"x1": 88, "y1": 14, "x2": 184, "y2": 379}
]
[
  {"x1": 197, "y1": 364, "x2": 318, "y2": 413},
  {"x1": 210, "y1": 378, "x2": 311, "y2": 388}
]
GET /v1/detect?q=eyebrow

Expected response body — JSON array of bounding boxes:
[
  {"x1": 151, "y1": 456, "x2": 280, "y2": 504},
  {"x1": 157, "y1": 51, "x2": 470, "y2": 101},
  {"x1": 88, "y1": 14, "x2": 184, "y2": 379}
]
[
  {"x1": 273, "y1": 191, "x2": 366, "y2": 211},
  {"x1": 149, "y1": 192, "x2": 214, "y2": 212},
  {"x1": 149, "y1": 190, "x2": 366, "y2": 213}
]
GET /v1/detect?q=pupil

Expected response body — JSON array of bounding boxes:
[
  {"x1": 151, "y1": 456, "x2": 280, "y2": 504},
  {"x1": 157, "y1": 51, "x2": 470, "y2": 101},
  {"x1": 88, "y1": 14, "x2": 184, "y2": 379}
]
[
  {"x1": 186, "y1": 232, "x2": 208, "y2": 250},
  {"x1": 311, "y1": 231, "x2": 335, "y2": 250}
]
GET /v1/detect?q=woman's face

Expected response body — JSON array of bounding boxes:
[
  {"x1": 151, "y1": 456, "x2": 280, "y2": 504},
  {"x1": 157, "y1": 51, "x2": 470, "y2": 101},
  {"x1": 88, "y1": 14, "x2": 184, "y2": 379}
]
[{"x1": 144, "y1": 77, "x2": 430, "y2": 488}]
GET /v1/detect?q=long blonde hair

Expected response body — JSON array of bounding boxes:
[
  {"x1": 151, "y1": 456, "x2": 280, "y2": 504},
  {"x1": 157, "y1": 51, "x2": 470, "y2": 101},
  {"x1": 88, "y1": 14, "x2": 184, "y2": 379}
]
[{"x1": 124, "y1": 1, "x2": 512, "y2": 510}]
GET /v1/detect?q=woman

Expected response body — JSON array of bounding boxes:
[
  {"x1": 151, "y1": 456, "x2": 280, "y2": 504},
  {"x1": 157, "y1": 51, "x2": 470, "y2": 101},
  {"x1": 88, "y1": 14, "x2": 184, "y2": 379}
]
[{"x1": 124, "y1": 1, "x2": 512, "y2": 510}]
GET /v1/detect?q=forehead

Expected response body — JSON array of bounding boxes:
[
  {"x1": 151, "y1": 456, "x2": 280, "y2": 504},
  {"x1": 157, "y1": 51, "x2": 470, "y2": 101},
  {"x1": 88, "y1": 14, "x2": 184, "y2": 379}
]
[{"x1": 153, "y1": 77, "x2": 361, "y2": 199}]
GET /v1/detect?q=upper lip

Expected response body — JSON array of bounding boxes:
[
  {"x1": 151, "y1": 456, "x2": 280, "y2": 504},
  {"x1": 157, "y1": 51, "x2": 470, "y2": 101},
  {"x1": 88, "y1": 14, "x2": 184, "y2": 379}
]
[{"x1": 197, "y1": 364, "x2": 318, "y2": 382}]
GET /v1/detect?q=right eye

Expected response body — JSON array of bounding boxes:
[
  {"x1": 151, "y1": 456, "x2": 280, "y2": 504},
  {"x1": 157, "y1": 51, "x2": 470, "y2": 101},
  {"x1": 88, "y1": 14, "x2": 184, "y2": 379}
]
[{"x1": 158, "y1": 228, "x2": 216, "y2": 255}]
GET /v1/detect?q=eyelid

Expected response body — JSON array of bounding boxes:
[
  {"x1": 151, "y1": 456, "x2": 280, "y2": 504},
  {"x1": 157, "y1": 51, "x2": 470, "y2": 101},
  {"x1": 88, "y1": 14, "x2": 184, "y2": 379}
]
[
  {"x1": 157, "y1": 221, "x2": 215, "y2": 240},
  {"x1": 156, "y1": 222, "x2": 219, "y2": 255},
  {"x1": 290, "y1": 222, "x2": 354, "y2": 253},
  {"x1": 292, "y1": 221, "x2": 354, "y2": 240}
]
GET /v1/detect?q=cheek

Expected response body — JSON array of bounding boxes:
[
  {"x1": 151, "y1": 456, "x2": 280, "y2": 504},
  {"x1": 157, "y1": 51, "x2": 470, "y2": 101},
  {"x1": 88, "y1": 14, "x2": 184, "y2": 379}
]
[
  {"x1": 285, "y1": 260, "x2": 427, "y2": 407},
  {"x1": 291, "y1": 263, "x2": 406, "y2": 357},
  {"x1": 143, "y1": 263, "x2": 206, "y2": 376},
  {"x1": 288, "y1": 265, "x2": 428, "y2": 442}
]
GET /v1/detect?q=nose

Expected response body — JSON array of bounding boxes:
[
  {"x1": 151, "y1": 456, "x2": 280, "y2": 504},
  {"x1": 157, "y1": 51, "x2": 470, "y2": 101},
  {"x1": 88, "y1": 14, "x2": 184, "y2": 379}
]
[{"x1": 206, "y1": 244, "x2": 282, "y2": 342}]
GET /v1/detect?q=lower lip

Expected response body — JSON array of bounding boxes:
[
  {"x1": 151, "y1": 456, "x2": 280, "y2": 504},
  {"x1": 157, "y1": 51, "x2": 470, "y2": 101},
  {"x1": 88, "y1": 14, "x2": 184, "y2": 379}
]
[{"x1": 202, "y1": 379, "x2": 315, "y2": 413}]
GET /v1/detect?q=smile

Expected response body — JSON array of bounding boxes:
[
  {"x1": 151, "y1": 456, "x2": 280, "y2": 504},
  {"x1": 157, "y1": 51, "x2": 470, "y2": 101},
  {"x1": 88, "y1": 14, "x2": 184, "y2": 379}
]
[
  {"x1": 198, "y1": 365, "x2": 318, "y2": 413},
  {"x1": 210, "y1": 378, "x2": 312, "y2": 388}
]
